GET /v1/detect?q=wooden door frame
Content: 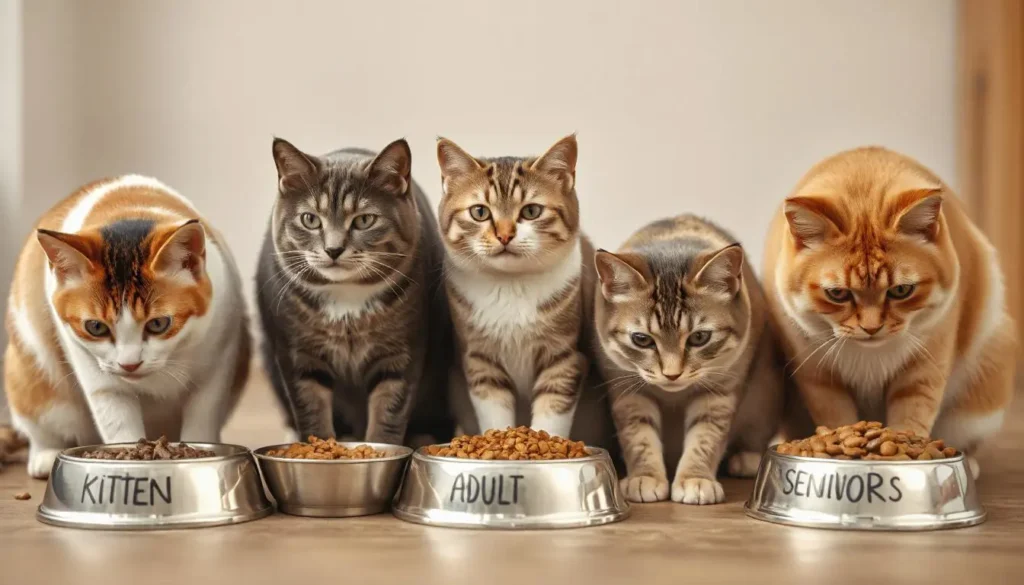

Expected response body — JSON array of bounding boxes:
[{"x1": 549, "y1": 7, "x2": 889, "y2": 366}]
[{"x1": 959, "y1": 0, "x2": 1024, "y2": 346}]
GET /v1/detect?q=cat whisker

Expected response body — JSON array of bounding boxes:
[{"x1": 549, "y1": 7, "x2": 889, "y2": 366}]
[
  {"x1": 357, "y1": 260, "x2": 406, "y2": 299},
  {"x1": 790, "y1": 335, "x2": 837, "y2": 377},
  {"x1": 784, "y1": 331, "x2": 834, "y2": 369},
  {"x1": 357, "y1": 255, "x2": 418, "y2": 286}
]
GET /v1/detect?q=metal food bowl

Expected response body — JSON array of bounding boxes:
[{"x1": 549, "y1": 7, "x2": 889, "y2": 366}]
[
  {"x1": 392, "y1": 446, "x2": 629, "y2": 529},
  {"x1": 254, "y1": 442, "x2": 412, "y2": 517},
  {"x1": 37, "y1": 443, "x2": 272, "y2": 530},
  {"x1": 745, "y1": 447, "x2": 986, "y2": 531}
]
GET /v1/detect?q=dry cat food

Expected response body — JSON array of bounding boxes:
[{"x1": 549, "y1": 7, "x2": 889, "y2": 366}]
[
  {"x1": 426, "y1": 426, "x2": 589, "y2": 460},
  {"x1": 80, "y1": 436, "x2": 217, "y2": 460},
  {"x1": 776, "y1": 421, "x2": 958, "y2": 461},
  {"x1": 266, "y1": 436, "x2": 390, "y2": 460},
  {"x1": 13, "y1": 492, "x2": 31, "y2": 501}
]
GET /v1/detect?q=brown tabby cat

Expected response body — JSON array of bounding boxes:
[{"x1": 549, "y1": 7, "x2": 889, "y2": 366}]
[
  {"x1": 763, "y1": 147, "x2": 1018, "y2": 478},
  {"x1": 594, "y1": 215, "x2": 784, "y2": 504},
  {"x1": 436, "y1": 135, "x2": 596, "y2": 441}
]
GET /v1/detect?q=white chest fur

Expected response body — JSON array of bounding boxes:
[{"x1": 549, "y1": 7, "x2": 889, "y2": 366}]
[
  {"x1": 449, "y1": 240, "x2": 582, "y2": 394},
  {"x1": 308, "y1": 281, "x2": 391, "y2": 321}
]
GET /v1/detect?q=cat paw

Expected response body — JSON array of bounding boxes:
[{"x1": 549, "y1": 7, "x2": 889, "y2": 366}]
[
  {"x1": 27, "y1": 448, "x2": 61, "y2": 479},
  {"x1": 968, "y1": 456, "x2": 981, "y2": 480},
  {"x1": 727, "y1": 451, "x2": 762, "y2": 478},
  {"x1": 620, "y1": 475, "x2": 670, "y2": 503},
  {"x1": 671, "y1": 476, "x2": 725, "y2": 505}
]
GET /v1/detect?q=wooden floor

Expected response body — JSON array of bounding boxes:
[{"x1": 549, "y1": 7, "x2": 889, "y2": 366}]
[{"x1": 2, "y1": 372, "x2": 1022, "y2": 584}]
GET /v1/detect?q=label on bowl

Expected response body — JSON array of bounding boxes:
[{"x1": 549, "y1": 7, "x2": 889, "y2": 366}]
[
  {"x1": 779, "y1": 466, "x2": 903, "y2": 503},
  {"x1": 763, "y1": 455, "x2": 970, "y2": 517},
  {"x1": 79, "y1": 472, "x2": 173, "y2": 506},
  {"x1": 447, "y1": 472, "x2": 525, "y2": 506}
]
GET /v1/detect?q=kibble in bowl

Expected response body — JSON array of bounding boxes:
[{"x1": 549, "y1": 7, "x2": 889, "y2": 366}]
[
  {"x1": 265, "y1": 436, "x2": 391, "y2": 460},
  {"x1": 745, "y1": 420, "x2": 984, "y2": 531},
  {"x1": 38, "y1": 440, "x2": 272, "y2": 529},
  {"x1": 425, "y1": 426, "x2": 590, "y2": 461},
  {"x1": 775, "y1": 422, "x2": 959, "y2": 461},
  {"x1": 78, "y1": 436, "x2": 216, "y2": 460},
  {"x1": 253, "y1": 439, "x2": 412, "y2": 517}
]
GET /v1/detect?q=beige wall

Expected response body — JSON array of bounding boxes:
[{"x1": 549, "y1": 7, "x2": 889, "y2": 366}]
[{"x1": 13, "y1": 0, "x2": 957, "y2": 305}]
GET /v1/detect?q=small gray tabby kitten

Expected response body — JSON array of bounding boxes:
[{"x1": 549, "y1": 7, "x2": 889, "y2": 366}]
[
  {"x1": 594, "y1": 215, "x2": 784, "y2": 505},
  {"x1": 256, "y1": 137, "x2": 453, "y2": 444}
]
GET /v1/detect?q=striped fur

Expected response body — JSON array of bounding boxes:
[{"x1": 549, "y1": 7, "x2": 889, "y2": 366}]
[
  {"x1": 256, "y1": 138, "x2": 452, "y2": 444},
  {"x1": 4, "y1": 175, "x2": 250, "y2": 478},
  {"x1": 594, "y1": 215, "x2": 785, "y2": 504},
  {"x1": 437, "y1": 135, "x2": 596, "y2": 439},
  {"x1": 763, "y1": 147, "x2": 1018, "y2": 478}
]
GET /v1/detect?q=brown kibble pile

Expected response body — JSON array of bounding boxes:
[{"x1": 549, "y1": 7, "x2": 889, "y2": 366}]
[
  {"x1": 266, "y1": 436, "x2": 390, "y2": 460},
  {"x1": 426, "y1": 426, "x2": 589, "y2": 461},
  {"x1": 80, "y1": 436, "x2": 216, "y2": 460},
  {"x1": 776, "y1": 421, "x2": 958, "y2": 461}
]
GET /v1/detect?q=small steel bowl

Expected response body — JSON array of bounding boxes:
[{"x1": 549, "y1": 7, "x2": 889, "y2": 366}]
[
  {"x1": 745, "y1": 448, "x2": 986, "y2": 531},
  {"x1": 392, "y1": 446, "x2": 629, "y2": 529},
  {"x1": 254, "y1": 442, "x2": 412, "y2": 517},
  {"x1": 37, "y1": 443, "x2": 272, "y2": 530}
]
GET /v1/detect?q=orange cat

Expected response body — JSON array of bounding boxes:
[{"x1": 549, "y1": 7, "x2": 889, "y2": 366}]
[
  {"x1": 763, "y1": 147, "x2": 1017, "y2": 478},
  {"x1": 4, "y1": 176, "x2": 251, "y2": 478}
]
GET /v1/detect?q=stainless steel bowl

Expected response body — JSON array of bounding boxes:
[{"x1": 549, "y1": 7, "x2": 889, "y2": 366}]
[
  {"x1": 745, "y1": 448, "x2": 986, "y2": 531},
  {"x1": 393, "y1": 446, "x2": 629, "y2": 529},
  {"x1": 37, "y1": 443, "x2": 272, "y2": 530},
  {"x1": 254, "y1": 442, "x2": 412, "y2": 517}
]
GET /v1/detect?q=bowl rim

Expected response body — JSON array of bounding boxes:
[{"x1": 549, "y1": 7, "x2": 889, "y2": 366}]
[
  {"x1": 413, "y1": 444, "x2": 608, "y2": 464},
  {"x1": 59, "y1": 442, "x2": 250, "y2": 463},
  {"x1": 253, "y1": 441, "x2": 413, "y2": 463},
  {"x1": 766, "y1": 444, "x2": 964, "y2": 465}
]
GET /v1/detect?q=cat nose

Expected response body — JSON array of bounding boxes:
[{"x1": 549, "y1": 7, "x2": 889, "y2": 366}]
[
  {"x1": 324, "y1": 247, "x2": 344, "y2": 260},
  {"x1": 119, "y1": 362, "x2": 143, "y2": 373},
  {"x1": 663, "y1": 372, "x2": 682, "y2": 381},
  {"x1": 861, "y1": 325, "x2": 883, "y2": 336},
  {"x1": 496, "y1": 233, "x2": 514, "y2": 246}
]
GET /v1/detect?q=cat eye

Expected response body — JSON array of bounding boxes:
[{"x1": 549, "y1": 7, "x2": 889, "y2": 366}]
[
  {"x1": 630, "y1": 332, "x2": 655, "y2": 349},
  {"x1": 145, "y1": 317, "x2": 172, "y2": 335},
  {"x1": 687, "y1": 330, "x2": 712, "y2": 347},
  {"x1": 520, "y1": 204, "x2": 544, "y2": 221},
  {"x1": 300, "y1": 212, "x2": 321, "y2": 230},
  {"x1": 84, "y1": 320, "x2": 110, "y2": 338},
  {"x1": 352, "y1": 214, "x2": 378, "y2": 230},
  {"x1": 824, "y1": 288, "x2": 852, "y2": 303},
  {"x1": 887, "y1": 284, "x2": 916, "y2": 300},
  {"x1": 469, "y1": 205, "x2": 491, "y2": 222}
]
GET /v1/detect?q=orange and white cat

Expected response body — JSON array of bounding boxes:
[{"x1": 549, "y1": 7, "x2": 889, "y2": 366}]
[
  {"x1": 764, "y1": 147, "x2": 1017, "y2": 478},
  {"x1": 4, "y1": 175, "x2": 251, "y2": 478}
]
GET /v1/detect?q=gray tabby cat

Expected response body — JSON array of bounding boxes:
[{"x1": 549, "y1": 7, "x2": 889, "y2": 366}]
[
  {"x1": 256, "y1": 137, "x2": 452, "y2": 444},
  {"x1": 593, "y1": 215, "x2": 784, "y2": 505}
]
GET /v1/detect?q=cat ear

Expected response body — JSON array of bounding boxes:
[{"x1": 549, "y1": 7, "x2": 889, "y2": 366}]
[
  {"x1": 595, "y1": 250, "x2": 651, "y2": 302},
  {"x1": 150, "y1": 220, "x2": 206, "y2": 282},
  {"x1": 784, "y1": 196, "x2": 843, "y2": 249},
  {"x1": 272, "y1": 137, "x2": 320, "y2": 194},
  {"x1": 531, "y1": 134, "x2": 577, "y2": 191},
  {"x1": 37, "y1": 229, "x2": 98, "y2": 284},
  {"x1": 437, "y1": 138, "x2": 483, "y2": 197},
  {"x1": 368, "y1": 138, "x2": 411, "y2": 196},
  {"x1": 691, "y1": 244, "x2": 744, "y2": 298},
  {"x1": 891, "y1": 188, "x2": 943, "y2": 241}
]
